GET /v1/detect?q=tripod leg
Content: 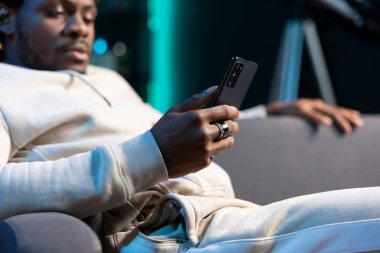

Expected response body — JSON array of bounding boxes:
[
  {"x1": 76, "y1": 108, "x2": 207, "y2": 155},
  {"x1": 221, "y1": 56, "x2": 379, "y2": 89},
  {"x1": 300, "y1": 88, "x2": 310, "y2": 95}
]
[
  {"x1": 270, "y1": 19, "x2": 304, "y2": 102},
  {"x1": 303, "y1": 19, "x2": 337, "y2": 105}
]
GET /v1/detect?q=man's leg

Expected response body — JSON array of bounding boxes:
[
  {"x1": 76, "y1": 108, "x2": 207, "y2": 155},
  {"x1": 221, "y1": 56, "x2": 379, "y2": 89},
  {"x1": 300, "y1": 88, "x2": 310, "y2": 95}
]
[
  {"x1": 192, "y1": 187, "x2": 380, "y2": 252},
  {"x1": 123, "y1": 187, "x2": 380, "y2": 252}
]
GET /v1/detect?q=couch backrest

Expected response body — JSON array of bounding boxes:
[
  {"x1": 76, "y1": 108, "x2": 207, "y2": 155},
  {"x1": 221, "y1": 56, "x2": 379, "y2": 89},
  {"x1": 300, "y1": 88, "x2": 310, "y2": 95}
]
[{"x1": 215, "y1": 116, "x2": 380, "y2": 205}]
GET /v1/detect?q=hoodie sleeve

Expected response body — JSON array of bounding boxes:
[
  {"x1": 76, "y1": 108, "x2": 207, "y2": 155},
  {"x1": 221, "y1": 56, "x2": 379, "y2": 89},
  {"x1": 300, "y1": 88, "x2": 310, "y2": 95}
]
[
  {"x1": 0, "y1": 110, "x2": 11, "y2": 163},
  {"x1": 239, "y1": 105, "x2": 267, "y2": 119},
  {"x1": 0, "y1": 126, "x2": 169, "y2": 220}
]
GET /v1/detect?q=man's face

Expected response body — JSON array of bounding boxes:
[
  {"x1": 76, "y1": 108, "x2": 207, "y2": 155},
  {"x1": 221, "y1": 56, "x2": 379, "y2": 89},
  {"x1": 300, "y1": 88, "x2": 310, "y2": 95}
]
[{"x1": 7, "y1": 0, "x2": 97, "y2": 73}]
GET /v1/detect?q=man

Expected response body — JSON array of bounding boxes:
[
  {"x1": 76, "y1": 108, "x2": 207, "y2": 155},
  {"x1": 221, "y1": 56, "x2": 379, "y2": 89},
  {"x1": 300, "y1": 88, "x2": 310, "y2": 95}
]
[{"x1": 0, "y1": 0, "x2": 377, "y2": 252}]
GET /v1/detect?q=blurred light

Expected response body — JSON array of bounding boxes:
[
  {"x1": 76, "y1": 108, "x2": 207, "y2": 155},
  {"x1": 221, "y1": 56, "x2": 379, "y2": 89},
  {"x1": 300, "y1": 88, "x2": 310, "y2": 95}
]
[
  {"x1": 93, "y1": 38, "x2": 108, "y2": 55},
  {"x1": 113, "y1": 42, "x2": 127, "y2": 57},
  {"x1": 147, "y1": 0, "x2": 177, "y2": 113},
  {"x1": 147, "y1": 17, "x2": 160, "y2": 32}
]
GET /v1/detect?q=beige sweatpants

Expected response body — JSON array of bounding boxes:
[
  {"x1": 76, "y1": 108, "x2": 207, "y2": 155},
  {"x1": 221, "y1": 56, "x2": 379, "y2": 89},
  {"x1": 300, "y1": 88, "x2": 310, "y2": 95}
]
[{"x1": 122, "y1": 187, "x2": 380, "y2": 253}]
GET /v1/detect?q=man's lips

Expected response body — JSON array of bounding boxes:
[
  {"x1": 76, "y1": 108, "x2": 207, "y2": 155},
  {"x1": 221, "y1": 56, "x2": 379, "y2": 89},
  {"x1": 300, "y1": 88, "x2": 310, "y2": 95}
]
[
  {"x1": 64, "y1": 50, "x2": 89, "y2": 62},
  {"x1": 61, "y1": 44, "x2": 90, "y2": 62}
]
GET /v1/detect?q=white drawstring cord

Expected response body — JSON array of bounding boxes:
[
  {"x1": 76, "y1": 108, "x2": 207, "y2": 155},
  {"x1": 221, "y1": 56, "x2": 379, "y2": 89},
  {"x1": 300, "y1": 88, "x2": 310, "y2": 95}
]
[{"x1": 60, "y1": 70, "x2": 112, "y2": 107}]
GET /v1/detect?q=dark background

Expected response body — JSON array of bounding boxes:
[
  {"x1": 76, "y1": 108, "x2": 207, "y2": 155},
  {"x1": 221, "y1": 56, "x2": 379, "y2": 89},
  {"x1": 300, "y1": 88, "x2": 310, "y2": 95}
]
[{"x1": 94, "y1": 0, "x2": 380, "y2": 112}]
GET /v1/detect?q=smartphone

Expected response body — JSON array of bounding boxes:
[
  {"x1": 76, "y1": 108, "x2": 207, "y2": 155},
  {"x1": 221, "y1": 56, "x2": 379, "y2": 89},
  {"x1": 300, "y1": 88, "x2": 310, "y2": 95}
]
[{"x1": 210, "y1": 57, "x2": 258, "y2": 109}]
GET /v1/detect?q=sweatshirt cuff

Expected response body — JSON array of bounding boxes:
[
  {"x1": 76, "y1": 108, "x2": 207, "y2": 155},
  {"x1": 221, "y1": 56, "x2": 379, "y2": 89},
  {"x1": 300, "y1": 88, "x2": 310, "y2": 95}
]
[
  {"x1": 111, "y1": 131, "x2": 169, "y2": 198},
  {"x1": 239, "y1": 105, "x2": 268, "y2": 119}
]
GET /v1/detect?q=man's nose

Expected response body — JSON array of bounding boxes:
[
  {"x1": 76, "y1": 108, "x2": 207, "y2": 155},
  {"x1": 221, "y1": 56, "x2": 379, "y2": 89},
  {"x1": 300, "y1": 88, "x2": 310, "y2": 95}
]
[{"x1": 63, "y1": 14, "x2": 89, "y2": 38}]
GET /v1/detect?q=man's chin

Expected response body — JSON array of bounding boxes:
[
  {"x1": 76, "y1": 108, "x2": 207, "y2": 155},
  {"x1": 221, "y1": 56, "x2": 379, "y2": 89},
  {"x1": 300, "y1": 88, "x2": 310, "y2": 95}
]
[
  {"x1": 56, "y1": 61, "x2": 89, "y2": 74},
  {"x1": 20, "y1": 59, "x2": 89, "y2": 73},
  {"x1": 65, "y1": 64, "x2": 88, "y2": 74}
]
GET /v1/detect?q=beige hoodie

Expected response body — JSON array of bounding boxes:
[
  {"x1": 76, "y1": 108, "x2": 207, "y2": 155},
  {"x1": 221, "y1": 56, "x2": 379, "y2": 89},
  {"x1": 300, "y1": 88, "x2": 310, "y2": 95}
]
[{"x1": 0, "y1": 63, "x2": 241, "y2": 251}]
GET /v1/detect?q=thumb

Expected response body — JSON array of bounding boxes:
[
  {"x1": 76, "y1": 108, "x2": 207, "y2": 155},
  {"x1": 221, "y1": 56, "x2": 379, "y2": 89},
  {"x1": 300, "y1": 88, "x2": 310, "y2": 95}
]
[{"x1": 170, "y1": 86, "x2": 218, "y2": 113}]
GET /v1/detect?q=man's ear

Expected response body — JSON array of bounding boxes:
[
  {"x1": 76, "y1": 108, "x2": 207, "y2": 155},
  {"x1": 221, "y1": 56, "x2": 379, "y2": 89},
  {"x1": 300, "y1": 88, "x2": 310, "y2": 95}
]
[{"x1": 0, "y1": 4, "x2": 15, "y2": 35}]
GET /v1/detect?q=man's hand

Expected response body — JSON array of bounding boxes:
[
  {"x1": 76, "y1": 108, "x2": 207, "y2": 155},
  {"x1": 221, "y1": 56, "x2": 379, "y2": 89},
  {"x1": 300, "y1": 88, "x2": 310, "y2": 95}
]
[
  {"x1": 266, "y1": 99, "x2": 363, "y2": 134},
  {"x1": 151, "y1": 87, "x2": 240, "y2": 178}
]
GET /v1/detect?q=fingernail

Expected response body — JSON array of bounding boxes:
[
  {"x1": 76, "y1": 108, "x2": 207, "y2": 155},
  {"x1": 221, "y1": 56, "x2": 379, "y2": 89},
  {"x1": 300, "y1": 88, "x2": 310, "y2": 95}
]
[
  {"x1": 200, "y1": 86, "x2": 218, "y2": 99},
  {"x1": 204, "y1": 86, "x2": 218, "y2": 94},
  {"x1": 322, "y1": 118, "x2": 332, "y2": 125},
  {"x1": 356, "y1": 118, "x2": 364, "y2": 127}
]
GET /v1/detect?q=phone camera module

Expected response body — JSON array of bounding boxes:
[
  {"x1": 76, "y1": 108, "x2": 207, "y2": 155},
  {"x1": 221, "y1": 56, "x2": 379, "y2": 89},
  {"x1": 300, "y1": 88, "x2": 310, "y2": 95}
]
[{"x1": 227, "y1": 63, "x2": 244, "y2": 87}]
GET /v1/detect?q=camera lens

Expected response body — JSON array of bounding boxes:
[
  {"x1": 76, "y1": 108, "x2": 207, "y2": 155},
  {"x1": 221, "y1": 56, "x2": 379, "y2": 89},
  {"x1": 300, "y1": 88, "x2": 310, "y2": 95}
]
[{"x1": 227, "y1": 63, "x2": 244, "y2": 87}]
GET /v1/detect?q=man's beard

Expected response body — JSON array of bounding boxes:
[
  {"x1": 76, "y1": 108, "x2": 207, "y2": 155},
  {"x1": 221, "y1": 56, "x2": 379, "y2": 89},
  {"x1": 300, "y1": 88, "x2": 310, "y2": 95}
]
[{"x1": 15, "y1": 19, "x2": 59, "y2": 71}]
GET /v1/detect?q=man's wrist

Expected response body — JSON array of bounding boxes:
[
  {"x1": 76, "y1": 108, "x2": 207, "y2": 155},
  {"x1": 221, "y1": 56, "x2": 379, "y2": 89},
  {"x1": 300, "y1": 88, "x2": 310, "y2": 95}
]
[{"x1": 113, "y1": 131, "x2": 169, "y2": 196}]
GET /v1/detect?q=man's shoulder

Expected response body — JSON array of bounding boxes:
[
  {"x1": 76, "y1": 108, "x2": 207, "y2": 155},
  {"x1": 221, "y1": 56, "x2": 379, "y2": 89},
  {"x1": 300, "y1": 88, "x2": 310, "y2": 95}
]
[
  {"x1": 85, "y1": 64, "x2": 133, "y2": 88},
  {"x1": 0, "y1": 63, "x2": 132, "y2": 92},
  {"x1": 0, "y1": 62, "x2": 60, "y2": 79},
  {"x1": 87, "y1": 65, "x2": 124, "y2": 79},
  {"x1": 0, "y1": 62, "x2": 120, "y2": 77},
  {"x1": 0, "y1": 63, "x2": 43, "y2": 87},
  {"x1": 0, "y1": 62, "x2": 35, "y2": 75}
]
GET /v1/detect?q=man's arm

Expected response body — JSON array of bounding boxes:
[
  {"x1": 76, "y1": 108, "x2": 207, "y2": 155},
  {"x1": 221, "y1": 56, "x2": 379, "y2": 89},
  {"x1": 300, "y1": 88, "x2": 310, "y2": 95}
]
[
  {"x1": 241, "y1": 99, "x2": 363, "y2": 134},
  {"x1": 151, "y1": 86, "x2": 239, "y2": 178},
  {"x1": 0, "y1": 126, "x2": 168, "y2": 220},
  {"x1": 265, "y1": 99, "x2": 363, "y2": 133},
  {"x1": 0, "y1": 111, "x2": 11, "y2": 163},
  {"x1": 0, "y1": 87, "x2": 240, "y2": 220}
]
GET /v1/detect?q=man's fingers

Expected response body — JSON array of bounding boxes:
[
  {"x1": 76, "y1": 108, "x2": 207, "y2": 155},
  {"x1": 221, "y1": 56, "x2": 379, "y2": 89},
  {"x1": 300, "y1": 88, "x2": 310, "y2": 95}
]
[
  {"x1": 210, "y1": 136, "x2": 236, "y2": 153},
  {"x1": 210, "y1": 120, "x2": 239, "y2": 141},
  {"x1": 202, "y1": 105, "x2": 240, "y2": 123},
  {"x1": 314, "y1": 106, "x2": 357, "y2": 133},
  {"x1": 271, "y1": 98, "x2": 362, "y2": 134},
  {"x1": 300, "y1": 110, "x2": 332, "y2": 126},
  {"x1": 338, "y1": 108, "x2": 364, "y2": 127},
  {"x1": 343, "y1": 108, "x2": 360, "y2": 116},
  {"x1": 170, "y1": 86, "x2": 217, "y2": 113}
]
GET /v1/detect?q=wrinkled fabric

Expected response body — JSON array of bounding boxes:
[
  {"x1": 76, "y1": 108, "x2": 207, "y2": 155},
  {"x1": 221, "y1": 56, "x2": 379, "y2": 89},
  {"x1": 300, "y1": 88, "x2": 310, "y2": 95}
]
[
  {"x1": 2, "y1": 63, "x2": 380, "y2": 253},
  {"x1": 0, "y1": 63, "x2": 236, "y2": 252},
  {"x1": 0, "y1": 63, "x2": 169, "y2": 220},
  {"x1": 123, "y1": 188, "x2": 380, "y2": 252}
]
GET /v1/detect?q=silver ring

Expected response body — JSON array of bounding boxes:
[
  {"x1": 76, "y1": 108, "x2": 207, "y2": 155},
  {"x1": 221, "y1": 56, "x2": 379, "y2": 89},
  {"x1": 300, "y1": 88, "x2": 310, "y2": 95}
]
[{"x1": 214, "y1": 121, "x2": 229, "y2": 140}]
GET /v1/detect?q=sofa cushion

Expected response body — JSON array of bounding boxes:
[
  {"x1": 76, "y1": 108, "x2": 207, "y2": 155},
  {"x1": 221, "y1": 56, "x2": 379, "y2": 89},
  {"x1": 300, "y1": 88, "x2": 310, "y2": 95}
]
[
  {"x1": 0, "y1": 212, "x2": 102, "y2": 253},
  {"x1": 216, "y1": 116, "x2": 380, "y2": 204}
]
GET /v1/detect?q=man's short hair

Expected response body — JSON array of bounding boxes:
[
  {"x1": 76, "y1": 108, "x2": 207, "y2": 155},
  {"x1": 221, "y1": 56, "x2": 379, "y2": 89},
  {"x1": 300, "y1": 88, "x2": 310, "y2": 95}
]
[
  {"x1": 0, "y1": 0, "x2": 23, "y2": 60},
  {"x1": 0, "y1": 0, "x2": 100, "y2": 60},
  {"x1": 0, "y1": 0, "x2": 24, "y2": 9}
]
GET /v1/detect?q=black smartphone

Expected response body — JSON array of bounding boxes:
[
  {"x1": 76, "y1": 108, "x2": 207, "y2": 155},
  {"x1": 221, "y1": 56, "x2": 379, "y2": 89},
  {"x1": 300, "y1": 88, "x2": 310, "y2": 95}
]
[{"x1": 210, "y1": 57, "x2": 258, "y2": 108}]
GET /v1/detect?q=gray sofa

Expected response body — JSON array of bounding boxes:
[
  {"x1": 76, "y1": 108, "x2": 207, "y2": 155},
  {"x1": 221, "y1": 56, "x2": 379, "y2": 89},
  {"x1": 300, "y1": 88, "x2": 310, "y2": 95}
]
[
  {"x1": 1, "y1": 116, "x2": 379, "y2": 252},
  {"x1": 216, "y1": 116, "x2": 380, "y2": 205},
  {"x1": 0, "y1": 212, "x2": 102, "y2": 253}
]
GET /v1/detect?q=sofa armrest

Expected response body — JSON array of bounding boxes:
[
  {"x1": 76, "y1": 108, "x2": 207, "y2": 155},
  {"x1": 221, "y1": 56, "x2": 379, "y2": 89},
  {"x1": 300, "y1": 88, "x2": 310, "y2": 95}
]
[
  {"x1": 0, "y1": 212, "x2": 102, "y2": 253},
  {"x1": 215, "y1": 115, "x2": 380, "y2": 205}
]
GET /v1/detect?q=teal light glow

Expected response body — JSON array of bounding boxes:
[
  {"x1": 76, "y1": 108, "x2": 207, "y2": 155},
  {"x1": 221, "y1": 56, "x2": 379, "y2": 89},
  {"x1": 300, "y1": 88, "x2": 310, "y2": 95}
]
[
  {"x1": 147, "y1": 0, "x2": 176, "y2": 113},
  {"x1": 93, "y1": 38, "x2": 108, "y2": 55}
]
